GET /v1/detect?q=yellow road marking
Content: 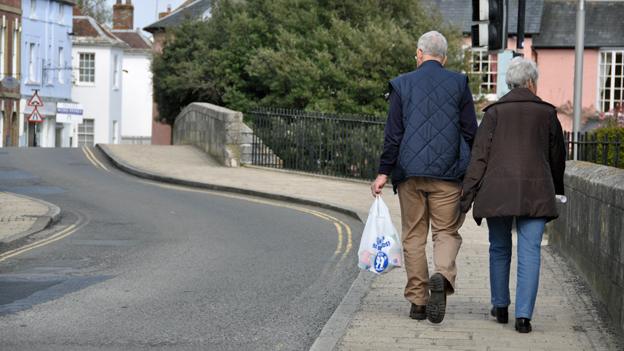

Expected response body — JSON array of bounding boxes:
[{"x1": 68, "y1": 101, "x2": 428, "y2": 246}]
[
  {"x1": 82, "y1": 146, "x2": 101, "y2": 170},
  {"x1": 303, "y1": 207, "x2": 353, "y2": 259},
  {"x1": 138, "y1": 180, "x2": 354, "y2": 257},
  {"x1": 333, "y1": 222, "x2": 343, "y2": 254},
  {"x1": 83, "y1": 146, "x2": 110, "y2": 172},
  {"x1": 0, "y1": 224, "x2": 81, "y2": 263}
]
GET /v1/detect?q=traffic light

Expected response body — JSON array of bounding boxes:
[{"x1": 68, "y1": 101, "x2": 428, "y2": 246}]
[{"x1": 471, "y1": 0, "x2": 507, "y2": 51}]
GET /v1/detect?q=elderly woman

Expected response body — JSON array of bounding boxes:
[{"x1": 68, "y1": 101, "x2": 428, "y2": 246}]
[{"x1": 460, "y1": 58, "x2": 566, "y2": 333}]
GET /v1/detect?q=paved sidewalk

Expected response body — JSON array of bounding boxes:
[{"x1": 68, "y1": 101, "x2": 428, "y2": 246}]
[
  {"x1": 0, "y1": 192, "x2": 61, "y2": 245},
  {"x1": 100, "y1": 144, "x2": 621, "y2": 350}
]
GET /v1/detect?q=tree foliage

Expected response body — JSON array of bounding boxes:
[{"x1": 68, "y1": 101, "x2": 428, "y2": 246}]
[
  {"x1": 152, "y1": 0, "x2": 466, "y2": 125},
  {"x1": 76, "y1": 0, "x2": 112, "y2": 24}
]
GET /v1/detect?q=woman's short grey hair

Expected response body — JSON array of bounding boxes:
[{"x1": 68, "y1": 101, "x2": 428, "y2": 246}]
[
  {"x1": 506, "y1": 57, "x2": 539, "y2": 89},
  {"x1": 417, "y1": 31, "x2": 448, "y2": 58}
]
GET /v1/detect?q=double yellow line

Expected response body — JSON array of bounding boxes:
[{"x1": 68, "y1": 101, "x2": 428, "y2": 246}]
[
  {"x1": 0, "y1": 222, "x2": 83, "y2": 263},
  {"x1": 144, "y1": 181, "x2": 354, "y2": 260},
  {"x1": 82, "y1": 146, "x2": 110, "y2": 172}
]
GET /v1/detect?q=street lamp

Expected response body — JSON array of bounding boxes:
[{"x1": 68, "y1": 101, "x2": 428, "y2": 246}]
[{"x1": 572, "y1": 0, "x2": 585, "y2": 160}]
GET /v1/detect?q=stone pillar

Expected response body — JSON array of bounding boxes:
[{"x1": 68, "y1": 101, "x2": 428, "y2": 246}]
[{"x1": 113, "y1": 0, "x2": 134, "y2": 30}]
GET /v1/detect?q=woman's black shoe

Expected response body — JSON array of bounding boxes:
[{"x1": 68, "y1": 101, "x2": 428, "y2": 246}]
[
  {"x1": 515, "y1": 318, "x2": 532, "y2": 333},
  {"x1": 409, "y1": 304, "x2": 426, "y2": 320},
  {"x1": 490, "y1": 306, "x2": 508, "y2": 324}
]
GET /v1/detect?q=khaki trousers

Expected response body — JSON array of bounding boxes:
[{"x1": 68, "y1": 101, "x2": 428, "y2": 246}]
[{"x1": 398, "y1": 177, "x2": 464, "y2": 306}]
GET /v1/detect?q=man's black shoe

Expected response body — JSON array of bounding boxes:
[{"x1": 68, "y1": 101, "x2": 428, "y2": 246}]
[
  {"x1": 409, "y1": 304, "x2": 426, "y2": 320},
  {"x1": 490, "y1": 306, "x2": 509, "y2": 324},
  {"x1": 426, "y1": 273, "x2": 447, "y2": 324},
  {"x1": 515, "y1": 318, "x2": 532, "y2": 333}
]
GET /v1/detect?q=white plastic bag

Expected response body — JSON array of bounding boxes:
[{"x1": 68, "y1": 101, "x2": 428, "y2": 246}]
[{"x1": 358, "y1": 196, "x2": 402, "y2": 274}]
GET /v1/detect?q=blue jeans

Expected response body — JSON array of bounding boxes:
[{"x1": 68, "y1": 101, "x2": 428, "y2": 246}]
[{"x1": 487, "y1": 216, "x2": 546, "y2": 319}]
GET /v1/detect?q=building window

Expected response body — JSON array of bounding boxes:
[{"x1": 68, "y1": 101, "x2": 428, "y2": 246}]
[
  {"x1": 78, "y1": 52, "x2": 95, "y2": 83},
  {"x1": 112, "y1": 120, "x2": 119, "y2": 144},
  {"x1": 12, "y1": 20, "x2": 17, "y2": 79},
  {"x1": 599, "y1": 50, "x2": 624, "y2": 113},
  {"x1": 113, "y1": 54, "x2": 119, "y2": 89},
  {"x1": 0, "y1": 17, "x2": 5, "y2": 79},
  {"x1": 58, "y1": 47, "x2": 64, "y2": 83},
  {"x1": 46, "y1": 46, "x2": 53, "y2": 85},
  {"x1": 58, "y1": 3, "x2": 64, "y2": 23},
  {"x1": 30, "y1": 0, "x2": 36, "y2": 17},
  {"x1": 470, "y1": 49, "x2": 497, "y2": 95},
  {"x1": 78, "y1": 118, "x2": 94, "y2": 146},
  {"x1": 28, "y1": 42, "x2": 36, "y2": 82}
]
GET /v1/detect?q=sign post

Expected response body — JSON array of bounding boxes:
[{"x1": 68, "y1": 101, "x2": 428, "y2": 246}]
[{"x1": 27, "y1": 90, "x2": 45, "y2": 124}]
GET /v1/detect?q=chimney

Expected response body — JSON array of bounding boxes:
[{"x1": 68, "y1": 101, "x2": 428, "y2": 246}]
[
  {"x1": 159, "y1": 4, "x2": 172, "y2": 19},
  {"x1": 113, "y1": 0, "x2": 134, "y2": 30}
]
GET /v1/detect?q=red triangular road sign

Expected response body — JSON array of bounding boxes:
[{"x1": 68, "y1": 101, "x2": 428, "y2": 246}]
[
  {"x1": 28, "y1": 107, "x2": 44, "y2": 123},
  {"x1": 27, "y1": 91, "x2": 44, "y2": 107}
]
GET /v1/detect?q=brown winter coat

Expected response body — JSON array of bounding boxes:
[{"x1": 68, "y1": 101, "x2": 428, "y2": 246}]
[{"x1": 460, "y1": 88, "x2": 566, "y2": 224}]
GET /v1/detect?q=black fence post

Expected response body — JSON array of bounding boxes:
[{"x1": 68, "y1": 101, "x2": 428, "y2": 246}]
[
  {"x1": 615, "y1": 133, "x2": 621, "y2": 168},
  {"x1": 602, "y1": 134, "x2": 609, "y2": 166}
]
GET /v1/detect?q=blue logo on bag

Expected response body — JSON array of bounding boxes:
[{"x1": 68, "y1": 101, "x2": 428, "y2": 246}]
[
  {"x1": 374, "y1": 251, "x2": 389, "y2": 273},
  {"x1": 373, "y1": 236, "x2": 390, "y2": 250}
]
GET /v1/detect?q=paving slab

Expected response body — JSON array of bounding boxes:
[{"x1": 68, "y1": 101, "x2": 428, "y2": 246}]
[
  {"x1": 99, "y1": 144, "x2": 622, "y2": 350},
  {"x1": 0, "y1": 191, "x2": 61, "y2": 245}
]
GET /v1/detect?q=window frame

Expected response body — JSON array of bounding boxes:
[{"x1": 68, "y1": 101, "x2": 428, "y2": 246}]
[
  {"x1": 469, "y1": 48, "x2": 498, "y2": 98},
  {"x1": 30, "y1": 0, "x2": 37, "y2": 18},
  {"x1": 598, "y1": 49, "x2": 624, "y2": 113},
  {"x1": 58, "y1": 3, "x2": 64, "y2": 24},
  {"x1": 0, "y1": 16, "x2": 5, "y2": 79},
  {"x1": 77, "y1": 118, "x2": 95, "y2": 146},
  {"x1": 112, "y1": 54, "x2": 119, "y2": 90},
  {"x1": 27, "y1": 42, "x2": 37, "y2": 83},
  {"x1": 11, "y1": 19, "x2": 17, "y2": 80},
  {"x1": 78, "y1": 52, "x2": 95, "y2": 85},
  {"x1": 58, "y1": 46, "x2": 64, "y2": 83}
]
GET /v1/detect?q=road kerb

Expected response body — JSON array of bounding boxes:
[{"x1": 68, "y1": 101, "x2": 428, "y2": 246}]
[{"x1": 1, "y1": 192, "x2": 62, "y2": 245}]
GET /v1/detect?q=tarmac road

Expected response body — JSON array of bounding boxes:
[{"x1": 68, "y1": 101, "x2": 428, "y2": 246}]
[{"x1": 0, "y1": 147, "x2": 362, "y2": 351}]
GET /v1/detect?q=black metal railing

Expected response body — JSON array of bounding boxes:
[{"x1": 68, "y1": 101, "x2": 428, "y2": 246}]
[
  {"x1": 245, "y1": 108, "x2": 385, "y2": 180},
  {"x1": 564, "y1": 131, "x2": 623, "y2": 168}
]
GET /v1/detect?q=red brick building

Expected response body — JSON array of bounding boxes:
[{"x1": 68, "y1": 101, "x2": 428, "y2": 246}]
[
  {"x1": 144, "y1": 0, "x2": 210, "y2": 145},
  {"x1": 0, "y1": 0, "x2": 21, "y2": 147}
]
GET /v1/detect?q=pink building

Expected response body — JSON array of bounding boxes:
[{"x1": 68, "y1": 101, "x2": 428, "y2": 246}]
[{"x1": 423, "y1": 0, "x2": 624, "y2": 132}]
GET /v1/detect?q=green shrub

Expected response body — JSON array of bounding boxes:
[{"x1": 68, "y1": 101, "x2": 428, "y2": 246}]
[{"x1": 588, "y1": 126, "x2": 624, "y2": 169}]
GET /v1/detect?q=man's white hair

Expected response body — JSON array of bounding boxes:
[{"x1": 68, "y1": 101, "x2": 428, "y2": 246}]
[
  {"x1": 417, "y1": 31, "x2": 448, "y2": 58},
  {"x1": 506, "y1": 57, "x2": 539, "y2": 89}
]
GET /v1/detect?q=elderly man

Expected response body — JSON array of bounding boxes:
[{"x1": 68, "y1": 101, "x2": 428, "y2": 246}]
[{"x1": 371, "y1": 31, "x2": 478, "y2": 324}]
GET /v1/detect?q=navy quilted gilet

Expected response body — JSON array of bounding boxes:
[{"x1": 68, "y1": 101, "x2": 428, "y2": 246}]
[{"x1": 389, "y1": 61, "x2": 470, "y2": 184}]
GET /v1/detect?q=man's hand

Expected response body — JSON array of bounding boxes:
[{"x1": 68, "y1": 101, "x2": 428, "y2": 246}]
[{"x1": 371, "y1": 174, "x2": 388, "y2": 197}]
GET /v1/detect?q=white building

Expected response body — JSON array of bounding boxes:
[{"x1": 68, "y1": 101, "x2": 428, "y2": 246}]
[
  {"x1": 111, "y1": 0, "x2": 153, "y2": 144},
  {"x1": 71, "y1": 15, "x2": 128, "y2": 146}
]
